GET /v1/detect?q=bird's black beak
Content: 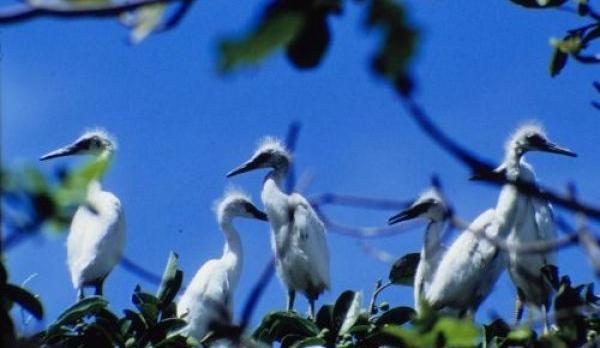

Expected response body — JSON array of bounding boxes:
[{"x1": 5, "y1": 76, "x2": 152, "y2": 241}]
[
  {"x1": 249, "y1": 206, "x2": 268, "y2": 221},
  {"x1": 226, "y1": 158, "x2": 262, "y2": 178},
  {"x1": 388, "y1": 202, "x2": 429, "y2": 225},
  {"x1": 40, "y1": 143, "x2": 79, "y2": 161},
  {"x1": 541, "y1": 142, "x2": 577, "y2": 157}
]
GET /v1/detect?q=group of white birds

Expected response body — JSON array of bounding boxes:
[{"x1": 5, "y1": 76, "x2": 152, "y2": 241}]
[
  {"x1": 387, "y1": 122, "x2": 576, "y2": 332},
  {"x1": 40, "y1": 132, "x2": 329, "y2": 341},
  {"x1": 38, "y1": 121, "x2": 575, "y2": 342}
]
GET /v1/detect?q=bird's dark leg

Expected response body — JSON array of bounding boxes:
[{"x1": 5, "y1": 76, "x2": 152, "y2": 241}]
[
  {"x1": 514, "y1": 289, "x2": 525, "y2": 326},
  {"x1": 541, "y1": 304, "x2": 549, "y2": 334},
  {"x1": 308, "y1": 298, "x2": 315, "y2": 320},
  {"x1": 287, "y1": 290, "x2": 296, "y2": 312},
  {"x1": 77, "y1": 287, "x2": 85, "y2": 301},
  {"x1": 94, "y1": 278, "x2": 105, "y2": 297}
]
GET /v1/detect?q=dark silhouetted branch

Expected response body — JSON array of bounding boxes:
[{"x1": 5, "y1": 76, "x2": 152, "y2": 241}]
[
  {"x1": 119, "y1": 256, "x2": 162, "y2": 285},
  {"x1": 0, "y1": 0, "x2": 186, "y2": 25},
  {"x1": 399, "y1": 96, "x2": 600, "y2": 221}
]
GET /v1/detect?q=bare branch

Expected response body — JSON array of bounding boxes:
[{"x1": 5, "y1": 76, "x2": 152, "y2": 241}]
[
  {"x1": 399, "y1": 96, "x2": 600, "y2": 221},
  {"x1": 0, "y1": 0, "x2": 185, "y2": 24}
]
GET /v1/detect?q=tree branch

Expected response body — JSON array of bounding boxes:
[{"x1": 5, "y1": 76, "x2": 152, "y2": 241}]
[{"x1": 0, "y1": 0, "x2": 185, "y2": 24}]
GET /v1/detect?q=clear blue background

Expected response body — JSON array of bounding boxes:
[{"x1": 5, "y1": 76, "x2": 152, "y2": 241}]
[{"x1": 3, "y1": 0, "x2": 600, "y2": 334}]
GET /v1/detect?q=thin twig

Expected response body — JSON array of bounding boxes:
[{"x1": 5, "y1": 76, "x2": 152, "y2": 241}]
[
  {"x1": 0, "y1": 0, "x2": 186, "y2": 24},
  {"x1": 399, "y1": 96, "x2": 600, "y2": 221}
]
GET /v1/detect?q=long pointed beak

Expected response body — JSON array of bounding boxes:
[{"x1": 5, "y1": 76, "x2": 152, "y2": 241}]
[
  {"x1": 226, "y1": 159, "x2": 260, "y2": 178},
  {"x1": 252, "y1": 209, "x2": 268, "y2": 221},
  {"x1": 388, "y1": 202, "x2": 428, "y2": 225},
  {"x1": 542, "y1": 142, "x2": 577, "y2": 157},
  {"x1": 40, "y1": 144, "x2": 77, "y2": 161}
]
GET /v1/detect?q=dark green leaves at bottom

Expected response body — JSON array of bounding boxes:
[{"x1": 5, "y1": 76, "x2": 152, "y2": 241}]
[
  {"x1": 4, "y1": 284, "x2": 43, "y2": 320},
  {"x1": 252, "y1": 311, "x2": 320, "y2": 344},
  {"x1": 47, "y1": 296, "x2": 108, "y2": 336}
]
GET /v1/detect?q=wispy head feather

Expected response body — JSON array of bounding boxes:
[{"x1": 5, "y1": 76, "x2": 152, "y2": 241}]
[
  {"x1": 254, "y1": 136, "x2": 291, "y2": 161},
  {"x1": 505, "y1": 121, "x2": 546, "y2": 153},
  {"x1": 213, "y1": 186, "x2": 253, "y2": 221},
  {"x1": 79, "y1": 127, "x2": 118, "y2": 150}
]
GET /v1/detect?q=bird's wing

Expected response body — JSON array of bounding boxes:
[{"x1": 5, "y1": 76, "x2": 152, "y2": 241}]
[
  {"x1": 290, "y1": 193, "x2": 331, "y2": 290},
  {"x1": 67, "y1": 192, "x2": 125, "y2": 286},
  {"x1": 532, "y1": 198, "x2": 556, "y2": 243},
  {"x1": 177, "y1": 259, "x2": 230, "y2": 318},
  {"x1": 426, "y1": 209, "x2": 501, "y2": 309}
]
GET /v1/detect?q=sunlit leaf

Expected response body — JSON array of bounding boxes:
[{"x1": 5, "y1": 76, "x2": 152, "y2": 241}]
[
  {"x1": 219, "y1": 13, "x2": 304, "y2": 72},
  {"x1": 333, "y1": 290, "x2": 363, "y2": 335},
  {"x1": 126, "y1": 3, "x2": 168, "y2": 44},
  {"x1": 156, "y1": 251, "x2": 183, "y2": 309},
  {"x1": 252, "y1": 311, "x2": 319, "y2": 343}
]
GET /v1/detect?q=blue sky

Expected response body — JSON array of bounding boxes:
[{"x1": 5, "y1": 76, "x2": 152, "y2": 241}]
[{"x1": 3, "y1": 0, "x2": 600, "y2": 334}]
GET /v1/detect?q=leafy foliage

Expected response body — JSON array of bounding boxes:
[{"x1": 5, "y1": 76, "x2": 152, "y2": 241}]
[
  {"x1": 0, "y1": 260, "x2": 44, "y2": 347},
  {"x1": 38, "y1": 252, "x2": 191, "y2": 348},
  {"x1": 219, "y1": 0, "x2": 342, "y2": 72}
]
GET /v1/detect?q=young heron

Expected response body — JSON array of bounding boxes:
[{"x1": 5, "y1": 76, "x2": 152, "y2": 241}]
[
  {"x1": 177, "y1": 190, "x2": 267, "y2": 341},
  {"x1": 40, "y1": 129, "x2": 125, "y2": 300},
  {"x1": 226, "y1": 137, "x2": 330, "y2": 318}
]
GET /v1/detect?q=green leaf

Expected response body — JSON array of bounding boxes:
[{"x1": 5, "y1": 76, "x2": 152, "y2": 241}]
[
  {"x1": 157, "y1": 252, "x2": 183, "y2": 309},
  {"x1": 506, "y1": 327, "x2": 533, "y2": 341},
  {"x1": 125, "y1": 3, "x2": 168, "y2": 44},
  {"x1": 483, "y1": 318, "x2": 510, "y2": 343},
  {"x1": 252, "y1": 311, "x2": 320, "y2": 343},
  {"x1": 389, "y1": 252, "x2": 420, "y2": 286},
  {"x1": 138, "y1": 317, "x2": 187, "y2": 346},
  {"x1": 366, "y1": 0, "x2": 418, "y2": 96},
  {"x1": 549, "y1": 47, "x2": 568, "y2": 77},
  {"x1": 315, "y1": 304, "x2": 333, "y2": 330},
  {"x1": 433, "y1": 318, "x2": 480, "y2": 346},
  {"x1": 219, "y1": 13, "x2": 305, "y2": 72},
  {"x1": 5, "y1": 284, "x2": 43, "y2": 320},
  {"x1": 286, "y1": 13, "x2": 330, "y2": 69},
  {"x1": 47, "y1": 296, "x2": 108, "y2": 336},
  {"x1": 333, "y1": 290, "x2": 363, "y2": 335},
  {"x1": 374, "y1": 306, "x2": 414, "y2": 326},
  {"x1": 289, "y1": 336, "x2": 327, "y2": 348}
]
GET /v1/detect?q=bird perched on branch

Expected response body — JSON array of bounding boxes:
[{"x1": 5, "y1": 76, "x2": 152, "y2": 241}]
[
  {"x1": 177, "y1": 189, "x2": 267, "y2": 342},
  {"x1": 226, "y1": 137, "x2": 330, "y2": 318},
  {"x1": 472, "y1": 122, "x2": 576, "y2": 331},
  {"x1": 388, "y1": 188, "x2": 449, "y2": 314},
  {"x1": 40, "y1": 129, "x2": 125, "y2": 300}
]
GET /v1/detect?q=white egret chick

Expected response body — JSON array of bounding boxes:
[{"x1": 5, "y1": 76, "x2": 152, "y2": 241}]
[
  {"x1": 473, "y1": 123, "x2": 576, "y2": 330},
  {"x1": 387, "y1": 188, "x2": 449, "y2": 314},
  {"x1": 226, "y1": 137, "x2": 330, "y2": 318},
  {"x1": 424, "y1": 206, "x2": 502, "y2": 315},
  {"x1": 177, "y1": 190, "x2": 267, "y2": 342},
  {"x1": 40, "y1": 129, "x2": 125, "y2": 300}
]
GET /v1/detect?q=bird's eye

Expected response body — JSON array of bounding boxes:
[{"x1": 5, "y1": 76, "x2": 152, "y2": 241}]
[{"x1": 526, "y1": 134, "x2": 546, "y2": 146}]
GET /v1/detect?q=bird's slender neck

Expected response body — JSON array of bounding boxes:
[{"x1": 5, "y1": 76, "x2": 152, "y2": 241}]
[
  {"x1": 218, "y1": 217, "x2": 243, "y2": 276},
  {"x1": 504, "y1": 142, "x2": 525, "y2": 174},
  {"x1": 423, "y1": 219, "x2": 445, "y2": 258},
  {"x1": 89, "y1": 149, "x2": 115, "y2": 183}
]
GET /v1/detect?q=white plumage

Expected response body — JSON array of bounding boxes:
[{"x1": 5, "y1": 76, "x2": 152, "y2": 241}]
[
  {"x1": 387, "y1": 188, "x2": 449, "y2": 314},
  {"x1": 425, "y1": 208, "x2": 505, "y2": 314},
  {"x1": 41, "y1": 129, "x2": 125, "y2": 300},
  {"x1": 226, "y1": 137, "x2": 330, "y2": 317},
  {"x1": 177, "y1": 189, "x2": 267, "y2": 342},
  {"x1": 488, "y1": 123, "x2": 575, "y2": 330}
]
